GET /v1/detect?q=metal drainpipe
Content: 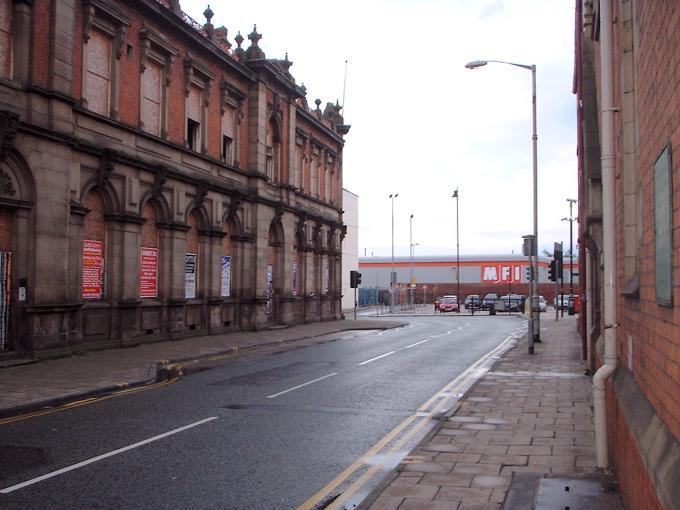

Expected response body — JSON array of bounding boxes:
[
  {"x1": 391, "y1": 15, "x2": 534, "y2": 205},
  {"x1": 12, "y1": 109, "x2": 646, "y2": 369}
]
[
  {"x1": 592, "y1": 0, "x2": 618, "y2": 470},
  {"x1": 585, "y1": 247, "x2": 593, "y2": 374}
]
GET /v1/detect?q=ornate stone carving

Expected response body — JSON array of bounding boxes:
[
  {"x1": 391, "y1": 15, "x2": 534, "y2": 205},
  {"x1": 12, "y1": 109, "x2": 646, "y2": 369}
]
[
  {"x1": 0, "y1": 169, "x2": 17, "y2": 197},
  {"x1": 195, "y1": 184, "x2": 208, "y2": 209},
  {"x1": 151, "y1": 165, "x2": 167, "y2": 198},
  {"x1": 98, "y1": 149, "x2": 114, "y2": 187},
  {"x1": 0, "y1": 110, "x2": 19, "y2": 157}
]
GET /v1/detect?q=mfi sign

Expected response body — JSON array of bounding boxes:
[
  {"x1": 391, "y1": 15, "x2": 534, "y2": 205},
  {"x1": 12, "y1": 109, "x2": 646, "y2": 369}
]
[{"x1": 481, "y1": 264, "x2": 525, "y2": 284}]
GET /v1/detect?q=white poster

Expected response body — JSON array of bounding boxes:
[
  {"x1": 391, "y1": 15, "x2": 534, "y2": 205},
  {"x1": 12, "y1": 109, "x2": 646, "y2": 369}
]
[
  {"x1": 292, "y1": 261, "x2": 298, "y2": 296},
  {"x1": 266, "y1": 264, "x2": 273, "y2": 316},
  {"x1": 185, "y1": 253, "x2": 196, "y2": 299},
  {"x1": 221, "y1": 255, "x2": 231, "y2": 297}
]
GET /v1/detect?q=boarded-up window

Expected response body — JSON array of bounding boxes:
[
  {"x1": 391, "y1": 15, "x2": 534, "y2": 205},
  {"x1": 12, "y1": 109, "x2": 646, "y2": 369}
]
[
  {"x1": 294, "y1": 144, "x2": 303, "y2": 190},
  {"x1": 0, "y1": 209, "x2": 11, "y2": 251},
  {"x1": 83, "y1": 191, "x2": 107, "y2": 300},
  {"x1": 310, "y1": 160, "x2": 318, "y2": 198},
  {"x1": 85, "y1": 30, "x2": 112, "y2": 116},
  {"x1": 221, "y1": 106, "x2": 235, "y2": 164},
  {"x1": 654, "y1": 145, "x2": 673, "y2": 306},
  {"x1": 140, "y1": 60, "x2": 162, "y2": 136},
  {"x1": 324, "y1": 166, "x2": 331, "y2": 202},
  {"x1": 186, "y1": 86, "x2": 202, "y2": 150},
  {"x1": 0, "y1": 2, "x2": 11, "y2": 78}
]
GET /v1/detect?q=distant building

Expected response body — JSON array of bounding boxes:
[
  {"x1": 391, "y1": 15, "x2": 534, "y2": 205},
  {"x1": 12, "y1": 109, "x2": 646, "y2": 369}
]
[
  {"x1": 341, "y1": 189, "x2": 358, "y2": 311},
  {"x1": 358, "y1": 255, "x2": 578, "y2": 302},
  {"x1": 576, "y1": 1, "x2": 680, "y2": 508},
  {"x1": 0, "y1": 0, "x2": 348, "y2": 358}
]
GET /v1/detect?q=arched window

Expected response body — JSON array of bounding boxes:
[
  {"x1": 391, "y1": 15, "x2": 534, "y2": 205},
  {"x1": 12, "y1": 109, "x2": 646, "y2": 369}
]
[
  {"x1": 82, "y1": 190, "x2": 107, "y2": 300},
  {"x1": 140, "y1": 202, "x2": 159, "y2": 299},
  {"x1": 266, "y1": 118, "x2": 282, "y2": 183}
]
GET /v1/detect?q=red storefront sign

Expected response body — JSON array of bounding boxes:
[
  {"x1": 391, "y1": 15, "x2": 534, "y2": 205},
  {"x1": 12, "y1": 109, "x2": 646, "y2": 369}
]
[
  {"x1": 83, "y1": 240, "x2": 103, "y2": 299},
  {"x1": 481, "y1": 264, "x2": 524, "y2": 284},
  {"x1": 140, "y1": 247, "x2": 158, "y2": 298}
]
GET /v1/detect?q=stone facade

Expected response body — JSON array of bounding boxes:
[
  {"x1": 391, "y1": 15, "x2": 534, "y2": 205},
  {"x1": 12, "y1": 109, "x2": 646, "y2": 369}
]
[
  {"x1": 0, "y1": 0, "x2": 348, "y2": 358},
  {"x1": 576, "y1": 1, "x2": 680, "y2": 508}
]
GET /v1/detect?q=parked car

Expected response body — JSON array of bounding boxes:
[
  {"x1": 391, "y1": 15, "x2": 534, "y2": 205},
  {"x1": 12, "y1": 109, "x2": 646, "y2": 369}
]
[
  {"x1": 439, "y1": 295, "x2": 459, "y2": 312},
  {"x1": 464, "y1": 294, "x2": 481, "y2": 310},
  {"x1": 530, "y1": 295, "x2": 547, "y2": 312},
  {"x1": 481, "y1": 293, "x2": 499, "y2": 310},
  {"x1": 498, "y1": 294, "x2": 524, "y2": 312},
  {"x1": 556, "y1": 294, "x2": 579, "y2": 312}
]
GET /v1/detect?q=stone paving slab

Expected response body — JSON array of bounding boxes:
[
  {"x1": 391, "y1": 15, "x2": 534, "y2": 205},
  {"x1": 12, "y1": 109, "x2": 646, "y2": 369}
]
[
  {"x1": 0, "y1": 318, "x2": 406, "y2": 416},
  {"x1": 366, "y1": 315, "x2": 610, "y2": 510}
]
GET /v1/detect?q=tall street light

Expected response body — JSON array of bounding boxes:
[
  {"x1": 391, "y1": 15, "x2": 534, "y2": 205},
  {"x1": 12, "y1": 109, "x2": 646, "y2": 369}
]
[
  {"x1": 452, "y1": 189, "x2": 460, "y2": 308},
  {"x1": 409, "y1": 213, "x2": 414, "y2": 309},
  {"x1": 466, "y1": 59, "x2": 539, "y2": 351},
  {"x1": 564, "y1": 198, "x2": 577, "y2": 314},
  {"x1": 389, "y1": 193, "x2": 398, "y2": 313}
]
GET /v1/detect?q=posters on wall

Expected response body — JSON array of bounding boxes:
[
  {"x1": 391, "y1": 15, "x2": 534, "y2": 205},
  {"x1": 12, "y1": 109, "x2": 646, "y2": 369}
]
[
  {"x1": 266, "y1": 264, "x2": 273, "y2": 316},
  {"x1": 0, "y1": 251, "x2": 10, "y2": 349},
  {"x1": 292, "y1": 261, "x2": 298, "y2": 296},
  {"x1": 82, "y1": 240, "x2": 103, "y2": 299},
  {"x1": 140, "y1": 247, "x2": 158, "y2": 298},
  {"x1": 185, "y1": 253, "x2": 196, "y2": 299},
  {"x1": 221, "y1": 255, "x2": 231, "y2": 297},
  {"x1": 324, "y1": 263, "x2": 329, "y2": 295}
]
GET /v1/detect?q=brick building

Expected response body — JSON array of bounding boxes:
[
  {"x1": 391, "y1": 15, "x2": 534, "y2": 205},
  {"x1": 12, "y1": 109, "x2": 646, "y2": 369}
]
[
  {"x1": 0, "y1": 0, "x2": 349, "y2": 358},
  {"x1": 358, "y1": 255, "x2": 578, "y2": 303},
  {"x1": 576, "y1": 1, "x2": 680, "y2": 508}
]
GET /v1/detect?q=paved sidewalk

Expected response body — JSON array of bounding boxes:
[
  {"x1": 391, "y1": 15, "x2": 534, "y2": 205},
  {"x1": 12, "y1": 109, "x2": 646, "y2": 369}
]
[
  {"x1": 366, "y1": 315, "x2": 611, "y2": 510},
  {"x1": 0, "y1": 317, "x2": 405, "y2": 417}
]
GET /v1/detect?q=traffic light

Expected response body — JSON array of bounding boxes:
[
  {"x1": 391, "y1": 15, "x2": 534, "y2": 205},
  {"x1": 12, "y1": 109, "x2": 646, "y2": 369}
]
[
  {"x1": 350, "y1": 270, "x2": 362, "y2": 288},
  {"x1": 549, "y1": 260, "x2": 557, "y2": 282},
  {"x1": 525, "y1": 265, "x2": 532, "y2": 281}
]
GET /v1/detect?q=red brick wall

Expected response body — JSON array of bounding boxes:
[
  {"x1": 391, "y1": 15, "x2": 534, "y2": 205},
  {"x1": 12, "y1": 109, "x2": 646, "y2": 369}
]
[
  {"x1": 140, "y1": 202, "x2": 158, "y2": 248},
  {"x1": 611, "y1": 390, "x2": 663, "y2": 510},
  {"x1": 31, "y1": 0, "x2": 51, "y2": 87},
  {"x1": 611, "y1": 1, "x2": 680, "y2": 445},
  {"x1": 0, "y1": 208, "x2": 12, "y2": 251},
  {"x1": 83, "y1": 190, "x2": 106, "y2": 242}
]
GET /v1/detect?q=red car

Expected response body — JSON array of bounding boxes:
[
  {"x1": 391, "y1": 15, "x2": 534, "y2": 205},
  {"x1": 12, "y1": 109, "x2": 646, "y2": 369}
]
[{"x1": 438, "y1": 295, "x2": 459, "y2": 312}]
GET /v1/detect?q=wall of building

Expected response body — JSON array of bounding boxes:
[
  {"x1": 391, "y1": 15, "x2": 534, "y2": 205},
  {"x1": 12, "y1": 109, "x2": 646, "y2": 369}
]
[
  {"x1": 0, "y1": 0, "x2": 348, "y2": 358},
  {"x1": 577, "y1": 1, "x2": 680, "y2": 508}
]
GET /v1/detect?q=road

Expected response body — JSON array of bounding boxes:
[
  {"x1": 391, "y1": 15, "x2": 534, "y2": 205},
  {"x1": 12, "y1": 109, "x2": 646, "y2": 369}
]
[{"x1": 0, "y1": 315, "x2": 526, "y2": 509}]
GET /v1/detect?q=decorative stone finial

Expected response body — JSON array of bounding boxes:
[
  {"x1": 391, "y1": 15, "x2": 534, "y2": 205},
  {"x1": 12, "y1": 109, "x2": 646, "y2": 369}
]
[
  {"x1": 203, "y1": 5, "x2": 214, "y2": 23},
  {"x1": 245, "y1": 24, "x2": 265, "y2": 60},
  {"x1": 233, "y1": 31, "x2": 245, "y2": 61}
]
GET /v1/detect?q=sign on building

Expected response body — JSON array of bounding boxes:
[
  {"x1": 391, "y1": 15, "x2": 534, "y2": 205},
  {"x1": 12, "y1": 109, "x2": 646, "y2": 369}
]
[
  {"x1": 83, "y1": 240, "x2": 103, "y2": 299},
  {"x1": 221, "y1": 255, "x2": 231, "y2": 297},
  {"x1": 140, "y1": 247, "x2": 158, "y2": 298},
  {"x1": 185, "y1": 253, "x2": 196, "y2": 299}
]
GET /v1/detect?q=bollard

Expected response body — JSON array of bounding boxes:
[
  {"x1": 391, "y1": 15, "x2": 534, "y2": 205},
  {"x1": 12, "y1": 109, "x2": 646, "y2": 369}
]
[{"x1": 489, "y1": 303, "x2": 496, "y2": 316}]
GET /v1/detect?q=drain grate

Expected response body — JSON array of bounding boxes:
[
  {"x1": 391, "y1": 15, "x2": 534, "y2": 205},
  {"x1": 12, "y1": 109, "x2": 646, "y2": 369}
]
[{"x1": 535, "y1": 478, "x2": 623, "y2": 510}]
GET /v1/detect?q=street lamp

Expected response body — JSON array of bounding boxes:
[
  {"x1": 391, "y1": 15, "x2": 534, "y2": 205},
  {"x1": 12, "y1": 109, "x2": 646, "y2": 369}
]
[
  {"x1": 452, "y1": 189, "x2": 460, "y2": 309},
  {"x1": 466, "y1": 59, "x2": 539, "y2": 351},
  {"x1": 389, "y1": 193, "x2": 398, "y2": 313},
  {"x1": 563, "y1": 198, "x2": 577, "y2": 314},
  {"x1": 409, "y1": 213, "x2": 414, "y2": 309}
]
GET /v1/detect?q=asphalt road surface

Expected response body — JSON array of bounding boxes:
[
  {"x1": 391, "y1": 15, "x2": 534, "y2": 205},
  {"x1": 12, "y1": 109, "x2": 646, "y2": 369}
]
[{"x1": 0, "y1": 315, "x2": 526, "y2": 510}]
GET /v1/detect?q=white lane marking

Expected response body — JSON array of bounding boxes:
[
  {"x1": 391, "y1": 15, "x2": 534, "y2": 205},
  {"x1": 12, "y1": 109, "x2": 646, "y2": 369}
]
[
  {"x1": 0, "y1": 417, "x2": 218, "y2": 494},
  {"x1": 265, "y1": 373, "x2": 338, "y2": 399},
  {"x1": 403, "y1": 339, "x2": 430, "y2": 349},
  {"x1": 358, "y1": 351, "x2": 396, "y2": 366}
]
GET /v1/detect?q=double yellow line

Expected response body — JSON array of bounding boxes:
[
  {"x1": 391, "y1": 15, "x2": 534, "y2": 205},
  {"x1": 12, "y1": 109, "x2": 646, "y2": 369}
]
[{"x1": 297, "y1": 334, "x2": 516, "y2": 510}]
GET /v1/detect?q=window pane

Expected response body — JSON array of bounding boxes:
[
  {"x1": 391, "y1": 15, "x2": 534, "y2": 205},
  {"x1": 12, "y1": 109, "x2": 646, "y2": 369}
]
[{"x1": 654, "y1": 145, "x2": 673, "y2": 305}]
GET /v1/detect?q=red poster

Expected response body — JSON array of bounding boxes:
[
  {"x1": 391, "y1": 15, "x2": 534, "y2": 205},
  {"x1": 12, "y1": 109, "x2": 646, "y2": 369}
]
[
  {"x1": 140, "y1": 247, "x2": 158, "y2": 298},
  {"x1": 82, "y1": 240, "x2": 103, "y2": 299}
]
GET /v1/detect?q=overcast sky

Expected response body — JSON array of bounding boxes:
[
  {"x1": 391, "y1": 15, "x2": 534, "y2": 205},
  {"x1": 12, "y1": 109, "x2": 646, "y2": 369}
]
[{"x1": 183, "y1": 0, "x2": 579, "y2": 258}]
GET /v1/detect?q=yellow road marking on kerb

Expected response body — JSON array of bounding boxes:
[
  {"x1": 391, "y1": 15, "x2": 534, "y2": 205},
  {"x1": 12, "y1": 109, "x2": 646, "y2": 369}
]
[{"x1": 297, "y1": 334, "x2": 516, "y2": 510}]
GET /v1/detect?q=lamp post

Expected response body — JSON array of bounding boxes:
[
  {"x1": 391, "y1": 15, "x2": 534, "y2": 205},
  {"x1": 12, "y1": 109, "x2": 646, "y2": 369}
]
[
  {"x1": 564, "y1": 197, "x2": 577, "y2": 314},
  {"x1": 409, "y1": 213, "x2": 414, "y2": 309},
  {"x1": 452, "y1": 189, "x2": 460, "y2": 309},
  {"x1": 389, "y1": 193, "x2": 398, "y2": 313},
  {"x1": 466, "y1": 59, "x2": 540, "y2": 348}
]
